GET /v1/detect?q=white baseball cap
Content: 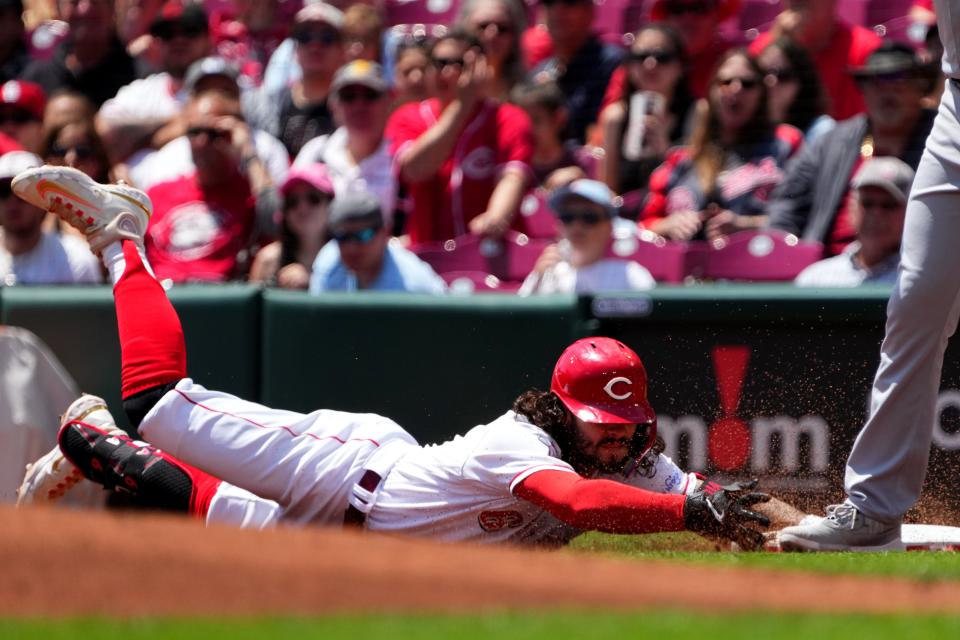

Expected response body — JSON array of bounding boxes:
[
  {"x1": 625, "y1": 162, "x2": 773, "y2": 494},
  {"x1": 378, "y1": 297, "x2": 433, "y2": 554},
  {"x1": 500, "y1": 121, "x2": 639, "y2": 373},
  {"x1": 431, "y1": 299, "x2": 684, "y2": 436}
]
[
  {"x1": 851, "y1": 157, "x2": 916, "y2": 204},
  {"x1": 0, "y1": 151, "x2": 42, "y2": 181}
]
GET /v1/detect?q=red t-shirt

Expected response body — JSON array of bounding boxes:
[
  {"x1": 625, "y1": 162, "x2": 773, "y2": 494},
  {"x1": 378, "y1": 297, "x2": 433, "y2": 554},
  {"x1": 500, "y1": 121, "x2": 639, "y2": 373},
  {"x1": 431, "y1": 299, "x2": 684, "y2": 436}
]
[
  {"x1": 145, "y1": 172, "x2": 256, "y2": 283},
  {"x1": 0, "y1": 132, "x2": 23, "y2": 155},
  {"x1": 826, "y1": 156, "x2": 865, "y2": 256},
  {"x1": 748, "y1": 22, "x2": 882, "y2": 121},
  {"x1": 386, "y1": 98, "x2": 534, "y2": 244}
]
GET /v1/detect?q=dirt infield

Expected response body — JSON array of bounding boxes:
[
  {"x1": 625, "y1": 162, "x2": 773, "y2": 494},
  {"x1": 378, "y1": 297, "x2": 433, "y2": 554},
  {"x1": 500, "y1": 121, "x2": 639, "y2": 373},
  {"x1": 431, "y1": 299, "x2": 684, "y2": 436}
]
[{"x1": 2, "y1": 506, "x2": 960, "y2": 617}]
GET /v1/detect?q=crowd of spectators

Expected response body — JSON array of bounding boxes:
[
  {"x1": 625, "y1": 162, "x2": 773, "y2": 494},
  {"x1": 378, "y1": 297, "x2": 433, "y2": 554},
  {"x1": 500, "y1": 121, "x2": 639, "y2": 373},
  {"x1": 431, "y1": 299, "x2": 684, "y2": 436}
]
[{"x1": 0, "y1": 0, "x2": 944, "y2": 292}]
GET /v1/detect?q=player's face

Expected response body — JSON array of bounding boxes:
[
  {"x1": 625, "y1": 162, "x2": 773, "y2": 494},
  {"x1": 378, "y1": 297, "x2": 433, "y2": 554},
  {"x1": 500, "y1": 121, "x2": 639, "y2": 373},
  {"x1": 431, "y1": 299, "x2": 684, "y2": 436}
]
[{"x1": 572, "y1": 418, "x2": 637, "y2": 473}]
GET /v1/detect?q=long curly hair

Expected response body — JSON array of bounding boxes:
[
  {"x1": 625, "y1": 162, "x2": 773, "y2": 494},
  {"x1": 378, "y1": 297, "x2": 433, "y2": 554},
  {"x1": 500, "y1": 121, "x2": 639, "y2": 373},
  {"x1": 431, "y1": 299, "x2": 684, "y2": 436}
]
[{"x1": 512, "y1": 389, "x2": 662, "y2": 475}]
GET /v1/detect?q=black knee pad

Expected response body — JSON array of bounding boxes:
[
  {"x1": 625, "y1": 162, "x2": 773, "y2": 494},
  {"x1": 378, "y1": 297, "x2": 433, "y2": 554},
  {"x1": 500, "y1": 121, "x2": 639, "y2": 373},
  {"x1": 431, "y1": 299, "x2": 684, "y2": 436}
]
[{"x1": 122, "y1": 381, "x2": 180, "y2": 430}]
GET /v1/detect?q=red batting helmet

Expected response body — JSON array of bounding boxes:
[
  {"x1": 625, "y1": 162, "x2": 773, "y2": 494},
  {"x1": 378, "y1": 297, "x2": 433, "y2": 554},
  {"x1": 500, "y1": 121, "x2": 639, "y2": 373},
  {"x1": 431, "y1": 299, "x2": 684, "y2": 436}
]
[{"x1": 551, "y1": 337, "x2": 656, "y2": 426}]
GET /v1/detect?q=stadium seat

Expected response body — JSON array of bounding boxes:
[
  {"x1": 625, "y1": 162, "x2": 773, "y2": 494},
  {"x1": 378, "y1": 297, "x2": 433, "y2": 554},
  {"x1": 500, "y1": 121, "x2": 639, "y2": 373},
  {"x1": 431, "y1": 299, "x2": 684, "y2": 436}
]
[
  {"x1": 384, "y1": 0, "x2": 461, "y2": 28},
  {"x1": 411, "y1": 232, "x2": 551, "y2": 283},
  {"x1": 441, "y1": 270, "x2": 522, "y2": 294},
  {"x1": 518, "y1": 191, "x2": 559, "y2": 240},
  {"x1": 738, "y1": 0, "x2": 782, "y2": 33},
  {"x1": 695, "y1": 230, "x2": 824, "y2": 282},
  {"x1": 606, "y1": 229, "x2": 693, "y2": 284},
  {"x1": 836, "y1": 0, "x2": 869, "y2": 26}
]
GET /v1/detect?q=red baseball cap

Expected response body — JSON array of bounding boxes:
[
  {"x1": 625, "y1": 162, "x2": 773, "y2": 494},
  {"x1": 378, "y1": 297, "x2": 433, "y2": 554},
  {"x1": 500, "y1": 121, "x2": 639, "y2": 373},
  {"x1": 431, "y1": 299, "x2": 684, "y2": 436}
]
[
  {"x1": 0, "y1": 81, "x2": 46, "y2": 121},
  {"x1": 550, "y1": 337, "x2": 656, "y2": 425}
]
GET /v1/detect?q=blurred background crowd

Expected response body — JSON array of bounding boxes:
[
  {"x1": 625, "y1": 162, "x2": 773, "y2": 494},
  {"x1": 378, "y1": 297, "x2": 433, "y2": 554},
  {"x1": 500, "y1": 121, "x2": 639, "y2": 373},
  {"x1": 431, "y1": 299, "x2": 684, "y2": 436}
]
[{"x1": 0, "y1": 0, "x2": 943, "y2": 293}]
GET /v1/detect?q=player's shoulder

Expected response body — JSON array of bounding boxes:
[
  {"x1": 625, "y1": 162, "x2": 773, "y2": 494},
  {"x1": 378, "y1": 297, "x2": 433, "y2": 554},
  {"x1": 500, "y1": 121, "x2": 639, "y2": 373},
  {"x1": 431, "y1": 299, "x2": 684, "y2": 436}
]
[{"x1": 466, "y1": 411, "x2": 562, "y2": 456}]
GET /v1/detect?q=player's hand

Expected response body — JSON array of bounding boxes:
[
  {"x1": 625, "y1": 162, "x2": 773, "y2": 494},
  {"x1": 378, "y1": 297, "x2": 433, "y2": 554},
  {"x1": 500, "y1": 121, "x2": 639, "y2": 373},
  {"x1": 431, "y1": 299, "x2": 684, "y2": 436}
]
[{"x1": 683, "y1": 478, "x2": 771, "y2": 551}]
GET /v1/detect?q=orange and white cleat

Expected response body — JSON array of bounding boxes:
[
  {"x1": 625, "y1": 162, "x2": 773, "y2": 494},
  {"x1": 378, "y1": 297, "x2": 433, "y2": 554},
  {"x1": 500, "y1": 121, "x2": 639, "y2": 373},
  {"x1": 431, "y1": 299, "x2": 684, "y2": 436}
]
[
  {"x1": 16, "y1": 394, "x2": 124, "y2": 506},
  {"x1": 11, "y1": 165, "x2": 151, "y2": 254}
]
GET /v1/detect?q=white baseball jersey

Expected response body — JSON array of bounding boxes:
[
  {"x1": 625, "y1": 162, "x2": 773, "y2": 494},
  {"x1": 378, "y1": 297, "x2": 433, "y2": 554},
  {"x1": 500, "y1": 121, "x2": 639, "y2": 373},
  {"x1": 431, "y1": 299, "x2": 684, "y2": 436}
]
[
  {"x1": 144, "y1": 381, "x2": 697, "y2": 541},
  {"x1": 364, "y1": 411, "x2": 697, "y2": 545},
  {"x1": 936, "y1": 0, "x2": 960, "y2": 77}
]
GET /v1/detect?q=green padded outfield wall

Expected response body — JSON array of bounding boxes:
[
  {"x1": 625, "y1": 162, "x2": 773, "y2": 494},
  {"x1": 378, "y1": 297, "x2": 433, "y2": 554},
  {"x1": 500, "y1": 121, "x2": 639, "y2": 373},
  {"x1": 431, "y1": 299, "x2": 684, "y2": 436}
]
[
  {"x1": 260, "y1": 291, "x2": 588, "y2": 443},
  {"x1": 0, "y1": 285, "x2": 261, "y2": 433}
]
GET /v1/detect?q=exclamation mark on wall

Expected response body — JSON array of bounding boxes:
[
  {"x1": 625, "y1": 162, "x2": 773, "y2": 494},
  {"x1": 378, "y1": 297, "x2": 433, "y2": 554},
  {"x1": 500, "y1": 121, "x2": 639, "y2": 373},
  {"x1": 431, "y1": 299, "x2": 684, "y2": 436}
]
[{"x1": 708, "y1": 345, "x2": 752, "y2": 471}]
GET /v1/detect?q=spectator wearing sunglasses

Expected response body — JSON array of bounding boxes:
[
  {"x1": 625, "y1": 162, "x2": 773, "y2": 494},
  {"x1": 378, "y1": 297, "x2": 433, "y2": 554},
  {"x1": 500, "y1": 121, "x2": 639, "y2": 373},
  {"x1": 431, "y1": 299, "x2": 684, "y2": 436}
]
[
  {"x1": 95, "y1": 1, "x2": 212, "y2": 165},
  {"x1": 309, "y1": 192, "x2": 446, "y2": 294},
  {"x1": 598, "y1": 24, "x2": 694, "y2": 196},
  {"x1": 529, "y1": 0, "x2": 623, "y2": 145},
  {"x1": 40, "y1": 118, "x2": 111, "y2": 183},
  {"x1": 246, "y1": 2, "x2": 343, "y2": 157},
  {"x1": 747, "y1": 0, "x2": 881, "y2": 121},
  {"x1": 519, "y1": 179, "x2": 654, "y2": 295},
  {"x1": 144, "y1": 91, "x2": 279, "y2": 283},
  {"x1": 21, "y1": 0, "x2": 136, "y2": 107},
  {"x1": 457, "y1": 0, "x2": 527, "y2": 101},
  {"x1": 0, "y1": 80, "x2": 45, "y2": 154},
  {"x1": 294, "y1": 61, "x2": 395, "y2": 228},
  {"x1": 342, "y1": 3, "x2": 383, "y2": 64},
  {"x1": 386, "y1": 30, "x2": 533, "y2": 243},
  {"x1": 641, "y1": 49, "x2": 803, "y2": 243},
  {"x1": 250, "y1": 163, "x2": 334, "y2": 289},
  {"x1": 757, "y1": 38, "x2": 834, "y2": 143},
  {"x1": 126, "y1": 57, "x2": 290, "y2": 193},
  {"x1": 599, "y1": 0, "x2": 739, "y2": 118},
  {"x1": 767, "y1": 43, "x2": 934, "y2": 256},
  {"x1": 794, "y1": 157, "x2": 912, "y2": 288},
  {"x1": 0, "y1": 151, "x2": 100, "y2": 285}
]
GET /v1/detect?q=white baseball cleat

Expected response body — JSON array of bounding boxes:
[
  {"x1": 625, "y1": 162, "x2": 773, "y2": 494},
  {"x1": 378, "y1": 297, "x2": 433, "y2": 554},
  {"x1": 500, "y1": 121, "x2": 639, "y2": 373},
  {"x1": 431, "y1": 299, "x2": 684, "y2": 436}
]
[
  {"x1": 777, "y1": 503, "x2": 901, "y2": 552},
  {"x1": 16, "y1": 394, "x2": 124, "y2": 506},
  {"x1": 11, "y1": 165, "x2": 152, "y2": 254}
]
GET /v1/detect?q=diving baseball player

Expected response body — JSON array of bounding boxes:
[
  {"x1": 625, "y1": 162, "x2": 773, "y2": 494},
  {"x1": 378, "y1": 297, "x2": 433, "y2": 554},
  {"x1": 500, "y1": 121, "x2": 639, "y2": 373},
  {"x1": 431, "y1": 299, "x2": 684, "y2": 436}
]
[
  {"x1": 778, "y1": 0, "x2": 960, "y2": 551},
  {"x1": 12, "y1": 166, "x2": 770, "y2": 548}
]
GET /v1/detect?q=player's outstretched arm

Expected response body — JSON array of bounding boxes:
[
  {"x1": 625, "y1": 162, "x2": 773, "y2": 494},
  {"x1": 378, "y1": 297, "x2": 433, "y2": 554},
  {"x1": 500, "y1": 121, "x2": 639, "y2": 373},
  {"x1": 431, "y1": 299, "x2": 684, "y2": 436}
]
[{"x1": 515, "y1": 470, "x2": 771, "y2": 549}]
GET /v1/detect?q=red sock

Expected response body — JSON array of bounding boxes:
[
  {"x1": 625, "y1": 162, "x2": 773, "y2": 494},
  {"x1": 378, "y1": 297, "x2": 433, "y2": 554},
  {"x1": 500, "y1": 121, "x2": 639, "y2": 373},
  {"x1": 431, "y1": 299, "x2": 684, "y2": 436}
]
[
  {"x1": 187, "y1": 468, "x2": 223, "y2": 520},
  {"x1": 114, "y1": 241, "x2": 187, "y2": 398}
]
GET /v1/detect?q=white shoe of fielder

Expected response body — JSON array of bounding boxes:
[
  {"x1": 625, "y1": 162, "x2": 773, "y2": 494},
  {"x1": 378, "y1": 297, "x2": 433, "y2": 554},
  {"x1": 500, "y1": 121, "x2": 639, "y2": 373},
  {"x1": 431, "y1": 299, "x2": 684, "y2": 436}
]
[
  {"x1": 777, "y1": 503, "x2": 902, "y2": 552},
  {"x1": 11, "y1": 165, "x2": 151, "y2": 254},
  {"x1": 16, "y1": 394, "x2": 124, "y2": 506}
]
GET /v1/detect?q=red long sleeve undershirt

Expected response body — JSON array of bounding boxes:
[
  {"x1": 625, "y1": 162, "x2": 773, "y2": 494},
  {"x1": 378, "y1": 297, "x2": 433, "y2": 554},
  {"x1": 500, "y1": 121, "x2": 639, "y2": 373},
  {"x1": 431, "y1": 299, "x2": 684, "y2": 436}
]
[{"x1": 514, "y1": 469, "x2": 687, "y2": 534}]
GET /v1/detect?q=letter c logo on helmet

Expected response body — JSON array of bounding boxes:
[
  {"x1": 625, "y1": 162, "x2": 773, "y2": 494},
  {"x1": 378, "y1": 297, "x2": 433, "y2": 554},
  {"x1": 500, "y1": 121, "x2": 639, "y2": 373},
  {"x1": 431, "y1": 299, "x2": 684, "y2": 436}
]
[{"x1": 603, "y1": 377, "x2": 633, "y2": 400}]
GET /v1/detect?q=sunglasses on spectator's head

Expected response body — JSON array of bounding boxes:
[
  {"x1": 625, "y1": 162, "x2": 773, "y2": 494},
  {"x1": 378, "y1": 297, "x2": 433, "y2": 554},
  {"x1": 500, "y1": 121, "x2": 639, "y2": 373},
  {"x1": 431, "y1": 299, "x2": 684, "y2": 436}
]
[
  {"x1": 338, "y1": 86, "x2": 383, "y2": 103},
  {"x1": 717, "y1": 76, "x2": 760, "y2": 90},
  {"x1": 284, "y1": 192, "x2": 325, "y2": 209},
  {"x1": 0, "y1": 109, "x2": 37, "y2": 125},
  {"x1": 629, "y1": 49, "x2": 679, "y2": 65},
  {"x1": 432, "y1": 56, "x2": 465, "y2": 71},
  {"x1": 762, "y1": 66, "x2": 798, "y2": 83},
  {"x1": 663, "y1": 0, "x2": 716, "y2": 15},
  {"x1": 293, "y1": 29, "x2": 341, "y2": 46},
  {"x1": 475, "y1": 21, "x2": 513, "y2": 35},
  {"x1": 557, "y1": 210, "x2": 605, "y2": 226},
  {"x1": 154, "y1": 25, "x2": 206, "y2": 41},
  {"x1": 333, "y1": 226, "x2": 381, "y2": 244},
  {"x1": 186, "y1": 126, "x2": 231, "y2": 141},
  {"x1": 0, "y1": 180, "x2": 12, "y2": 200}
]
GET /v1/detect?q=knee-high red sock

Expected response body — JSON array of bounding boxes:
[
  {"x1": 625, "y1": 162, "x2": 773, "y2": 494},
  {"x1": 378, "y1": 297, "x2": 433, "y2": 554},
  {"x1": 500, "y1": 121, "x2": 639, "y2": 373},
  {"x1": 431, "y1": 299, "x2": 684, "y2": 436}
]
[{"x1": 114, "y1": 241, "x2": 186, "y2": 398}]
